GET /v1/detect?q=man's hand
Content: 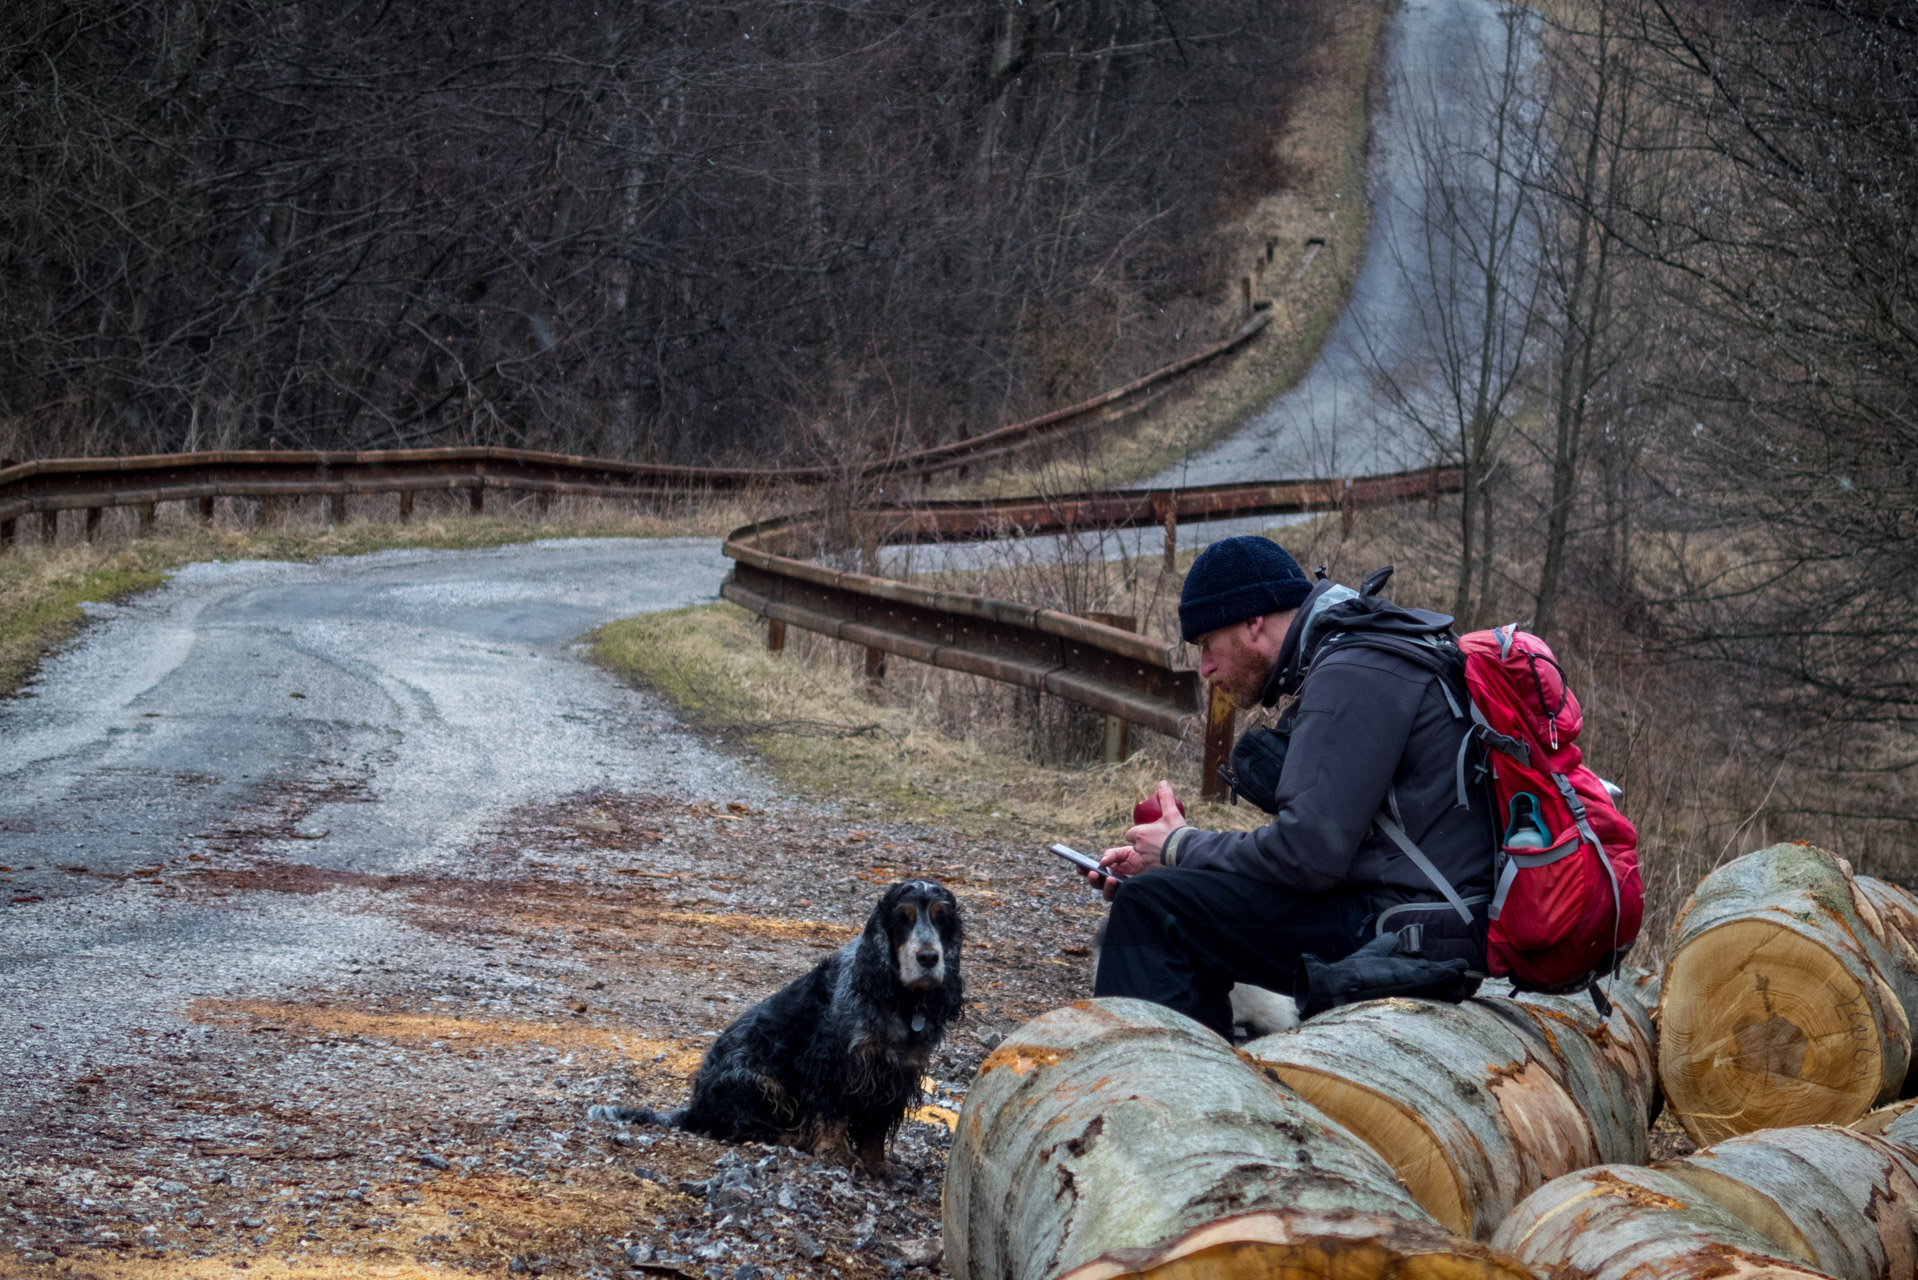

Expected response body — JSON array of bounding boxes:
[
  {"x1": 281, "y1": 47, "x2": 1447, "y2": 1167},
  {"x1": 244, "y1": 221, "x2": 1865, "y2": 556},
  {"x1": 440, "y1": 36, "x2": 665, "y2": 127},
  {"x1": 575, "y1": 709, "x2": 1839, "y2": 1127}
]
[{"x1": 1087, "y1": 780, "x2": 1188, "y2": 902}]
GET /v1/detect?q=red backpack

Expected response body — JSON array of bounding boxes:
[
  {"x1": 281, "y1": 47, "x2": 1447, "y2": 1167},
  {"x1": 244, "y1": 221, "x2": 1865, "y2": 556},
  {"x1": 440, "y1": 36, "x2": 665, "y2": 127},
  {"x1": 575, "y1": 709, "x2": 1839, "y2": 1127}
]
[{"x1": 1459, "y1": 625, "x2": 1643, "y2": 991}]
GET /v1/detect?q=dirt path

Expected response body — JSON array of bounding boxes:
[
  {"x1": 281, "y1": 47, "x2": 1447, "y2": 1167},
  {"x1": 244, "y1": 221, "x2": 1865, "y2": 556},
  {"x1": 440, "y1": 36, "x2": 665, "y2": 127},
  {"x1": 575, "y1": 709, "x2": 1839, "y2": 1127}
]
[
  {"x1": 0, "y1": 539, "x2": 1108, "y2": 1280},
  {"x1": 0, "y1": 788, "x2": 1104, "y2": 1280}
]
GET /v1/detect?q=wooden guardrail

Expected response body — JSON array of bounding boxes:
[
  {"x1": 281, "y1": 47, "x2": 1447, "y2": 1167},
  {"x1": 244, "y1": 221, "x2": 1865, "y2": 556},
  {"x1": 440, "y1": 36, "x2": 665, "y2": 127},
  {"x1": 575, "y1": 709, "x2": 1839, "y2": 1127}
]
[
  {"x1": 720, "y1": 464, "x2": 1462, "y2": 795},
  {"x1": 0, "y1": 313, "x2": 1270, "y2": 545}
]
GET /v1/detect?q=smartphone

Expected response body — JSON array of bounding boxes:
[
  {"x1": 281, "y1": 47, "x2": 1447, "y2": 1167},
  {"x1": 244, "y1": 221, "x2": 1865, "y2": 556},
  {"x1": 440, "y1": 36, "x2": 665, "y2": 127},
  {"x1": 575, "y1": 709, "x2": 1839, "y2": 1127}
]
[{"x1": 1049, "y1": 843, "x2": 1112, "y2": 883}]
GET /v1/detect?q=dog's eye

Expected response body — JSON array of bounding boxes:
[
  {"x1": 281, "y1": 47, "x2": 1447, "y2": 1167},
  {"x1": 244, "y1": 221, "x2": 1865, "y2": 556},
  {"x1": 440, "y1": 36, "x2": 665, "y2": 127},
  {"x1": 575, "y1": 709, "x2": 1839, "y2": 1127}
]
[
  {"x1": 929, "y1": 902, "x2": 946, "y2": 922},
  {"x1": 900, "y1": 904, "x2": 917, "y2": 923}
]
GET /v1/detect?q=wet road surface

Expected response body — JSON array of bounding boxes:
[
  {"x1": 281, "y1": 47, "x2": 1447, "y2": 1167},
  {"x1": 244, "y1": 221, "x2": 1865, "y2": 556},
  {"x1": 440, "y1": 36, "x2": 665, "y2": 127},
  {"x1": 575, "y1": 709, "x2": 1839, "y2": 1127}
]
[
  {"x1": 0, "y1": 538, "x2": 760, "y2": 1108},
  {"x1": 1153, "y1": 0, "x2": 1527, "y2": 487}
]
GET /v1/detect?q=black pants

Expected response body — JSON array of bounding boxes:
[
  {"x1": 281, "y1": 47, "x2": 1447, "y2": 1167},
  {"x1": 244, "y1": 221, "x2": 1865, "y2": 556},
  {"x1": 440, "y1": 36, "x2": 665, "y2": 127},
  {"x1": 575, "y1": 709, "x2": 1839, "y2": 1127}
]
[{"x1": 1092, "y1": 866, "x2": 1369, "y2": 1038}]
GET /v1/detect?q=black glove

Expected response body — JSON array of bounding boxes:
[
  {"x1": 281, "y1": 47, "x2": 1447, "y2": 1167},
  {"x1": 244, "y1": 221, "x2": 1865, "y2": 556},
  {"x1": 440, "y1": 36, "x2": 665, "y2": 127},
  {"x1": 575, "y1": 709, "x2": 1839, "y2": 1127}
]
[{"x1": 1294, "y1": 932, "x2": 1473, "y2": 1019}]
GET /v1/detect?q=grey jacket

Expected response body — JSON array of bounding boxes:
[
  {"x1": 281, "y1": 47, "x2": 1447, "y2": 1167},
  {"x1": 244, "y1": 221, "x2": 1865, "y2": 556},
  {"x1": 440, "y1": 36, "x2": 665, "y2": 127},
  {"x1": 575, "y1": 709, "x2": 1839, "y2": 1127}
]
[{"x1": 1161, "y1": 593, "x2": 1495, "y2": 941}]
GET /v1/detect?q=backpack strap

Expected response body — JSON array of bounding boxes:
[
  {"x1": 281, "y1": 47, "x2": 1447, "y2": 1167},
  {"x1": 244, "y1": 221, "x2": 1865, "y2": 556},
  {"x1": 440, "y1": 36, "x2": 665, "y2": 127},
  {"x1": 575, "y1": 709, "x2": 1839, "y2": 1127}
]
[
  {"x1": 1553, "y1": 772, "x2": 1625, "y2": 962},
  {"x1": 1375, "y1": 787, "x2": 1474, "y2": 925}
]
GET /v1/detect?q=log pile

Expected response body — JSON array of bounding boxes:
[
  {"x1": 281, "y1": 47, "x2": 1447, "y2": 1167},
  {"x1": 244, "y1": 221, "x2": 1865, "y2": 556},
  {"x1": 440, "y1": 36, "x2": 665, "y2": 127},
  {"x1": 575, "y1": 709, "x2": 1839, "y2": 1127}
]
[
  {"x1": 1491, "y1": 1124, "x2": 1918, "y2": 1280},
  {"x1": 942, "y1": 997, "x2": 1530, "y2": 1280},
  {"x1": 1241, "y1": 985, "x2": 1655, "y2": 1238},
  {"x1": 1658, "y1": 843, "x2": 1916, "y2": 1142}
]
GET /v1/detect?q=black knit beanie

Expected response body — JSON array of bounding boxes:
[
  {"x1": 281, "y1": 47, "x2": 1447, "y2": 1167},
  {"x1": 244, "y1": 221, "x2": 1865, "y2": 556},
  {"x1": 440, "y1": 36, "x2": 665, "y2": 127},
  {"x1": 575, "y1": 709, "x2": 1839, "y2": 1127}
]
[{"x1": 1177, "y1": 535, "x2": 1313, "y2": 642}]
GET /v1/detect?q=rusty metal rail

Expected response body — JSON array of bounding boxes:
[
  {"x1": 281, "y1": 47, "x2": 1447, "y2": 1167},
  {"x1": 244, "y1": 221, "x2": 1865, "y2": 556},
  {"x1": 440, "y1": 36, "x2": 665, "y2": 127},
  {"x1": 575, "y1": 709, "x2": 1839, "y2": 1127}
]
[
  {"x1": 0, "y1": 312, "x2": 1270, "y2": 543},
  {"x1": 720, "y1": 464, "x2": 1462, "y2": 792}
]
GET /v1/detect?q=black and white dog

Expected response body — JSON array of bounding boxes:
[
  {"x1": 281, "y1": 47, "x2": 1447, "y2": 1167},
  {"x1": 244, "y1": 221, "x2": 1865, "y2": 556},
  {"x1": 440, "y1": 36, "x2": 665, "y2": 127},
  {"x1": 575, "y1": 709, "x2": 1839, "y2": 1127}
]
[{"x1": 590, "y1": 880, "x2": 963, "y2": 1170}]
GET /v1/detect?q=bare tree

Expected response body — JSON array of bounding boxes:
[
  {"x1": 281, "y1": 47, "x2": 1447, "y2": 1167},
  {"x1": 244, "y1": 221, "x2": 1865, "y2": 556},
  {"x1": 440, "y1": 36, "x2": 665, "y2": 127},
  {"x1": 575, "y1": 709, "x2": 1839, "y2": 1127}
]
[
  {"x1": 1359, "y1": 4, "x2": 1543, "y2": 627},
  {"x1": 1523, "y1": 0, "x2": 1666, "y2": 640},
  {"x1": 0, "y1": 0, "x2": 1326, "y2": 466}
]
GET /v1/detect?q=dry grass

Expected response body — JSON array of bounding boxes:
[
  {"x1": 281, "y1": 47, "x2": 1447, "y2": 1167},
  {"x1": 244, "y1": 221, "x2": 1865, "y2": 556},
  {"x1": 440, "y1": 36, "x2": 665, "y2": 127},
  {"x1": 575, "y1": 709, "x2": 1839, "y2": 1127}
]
[
  {"x1": 590, "y1": 602, "x2": 1268, "y2": 844},
  {"x1": 0, "y1": 488, "x2": 778, "y2": 697},
  {"x1": 627, "y1": 492, "x2": 1913, "y2": 969}
]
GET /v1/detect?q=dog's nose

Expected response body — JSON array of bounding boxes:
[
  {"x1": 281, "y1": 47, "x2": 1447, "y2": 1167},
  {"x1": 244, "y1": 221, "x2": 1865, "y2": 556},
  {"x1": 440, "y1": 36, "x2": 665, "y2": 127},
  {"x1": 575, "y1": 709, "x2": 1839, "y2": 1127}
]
[{"x1": 916, "y1": 948, "x2": 940, "y2": 970}]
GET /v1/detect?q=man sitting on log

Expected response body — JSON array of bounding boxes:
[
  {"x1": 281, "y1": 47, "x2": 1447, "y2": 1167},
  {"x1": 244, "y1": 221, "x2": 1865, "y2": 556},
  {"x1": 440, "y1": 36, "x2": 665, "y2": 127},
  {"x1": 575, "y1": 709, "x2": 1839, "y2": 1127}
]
[{"x1": 1091, "y1": 535, "x2": 1493, "y2": 1036}]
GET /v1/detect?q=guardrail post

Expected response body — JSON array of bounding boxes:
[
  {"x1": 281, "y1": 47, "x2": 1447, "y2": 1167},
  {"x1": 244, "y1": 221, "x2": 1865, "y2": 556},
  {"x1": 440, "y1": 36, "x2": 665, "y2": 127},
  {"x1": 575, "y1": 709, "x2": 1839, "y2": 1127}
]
[
  {"x1": 198, "y1": 496, "x2": 214, "y2": 524},
  {"x1": 84, "y1": 508, "x2": 101, "y2": 542},
  {"x1": 328, "y1": 493, "x2": 346, "y2": 525},
  {"x1": 0, "y1": 518, "x2": 13, "y2": 547},
  {"x1": 865, "y1": 646, "x2": 887, "y2": 682},
  {"x1": 1241, "y1": 275, "x2": 1254, "y2": 317},
  {"x1": 766, "y1": 618, "x2": 786, "y2": 653},
  {"x1": 40, "y1": 510, "x2": 57, "y2": 545},
  {"x1": 470, "y1": 485, "x2": 484, "y2": 515},
  {"x1": 1201, "y1": 683, "x2": 1236, "y2": 801},
  {"x1": 1154, "y1": 493, "x2": 1178, "y2": 574},
  {"x1": 535, "y1": 491, "x2": 551, "y2": 516},
  {"x1": 1088, "y1": 612, "x2": 1138, "y2": 763},
  {"x1": 259, "y1": 495, "x2": 279, "y2": 527},
  {"x1": 1339, "y1": 477, "x2": 1354, "y2": 539},
  {"x1": 137, "y1": 502, "x2": 155, "y2": 536},
  {"x1": 399, "y1": 491, "x2": 414, "y2": 524}
]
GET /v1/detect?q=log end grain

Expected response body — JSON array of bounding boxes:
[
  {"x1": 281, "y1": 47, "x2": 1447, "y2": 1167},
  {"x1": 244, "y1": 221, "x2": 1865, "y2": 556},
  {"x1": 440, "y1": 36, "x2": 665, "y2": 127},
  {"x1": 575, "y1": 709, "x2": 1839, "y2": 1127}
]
[
  {"x1": 1262, "y1": 1062, "x2": 1470, "y2": 1236},
  {"x1": 945, "y1": 999, "x2": 1518, "y2": 1280},
  {"x1": 1056, "y1": 1208, "x2": 1531, "y2": 1280},
  {"x1": 1660, "y1": 915, "x2": 1891, "y2": 1142}
]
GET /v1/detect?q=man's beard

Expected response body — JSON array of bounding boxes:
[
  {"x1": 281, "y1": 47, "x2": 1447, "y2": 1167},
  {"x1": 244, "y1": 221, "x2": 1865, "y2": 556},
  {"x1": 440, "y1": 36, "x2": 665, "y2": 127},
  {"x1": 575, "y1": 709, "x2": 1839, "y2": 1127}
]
[{"x1": 1217, "y1": 665, "x2": 1269, "y2": 710}]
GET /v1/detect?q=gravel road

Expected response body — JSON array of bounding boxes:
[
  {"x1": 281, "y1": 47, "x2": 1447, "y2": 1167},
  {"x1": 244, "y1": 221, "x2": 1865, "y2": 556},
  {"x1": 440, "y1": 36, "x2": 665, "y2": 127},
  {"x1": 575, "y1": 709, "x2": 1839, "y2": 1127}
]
[
  {"x1": 0, "y1": 3, "x2": 1534, "y2": 1276},
  {"x1": 1152, "y1": 0, "x2": 1525, "y2": 488},
  {"x1": 0, "y1": 540, "x2": 1111, "y2": 1280},
  {"x1": 1, "y1": 538, "x2": 756, "y2": 1102}
]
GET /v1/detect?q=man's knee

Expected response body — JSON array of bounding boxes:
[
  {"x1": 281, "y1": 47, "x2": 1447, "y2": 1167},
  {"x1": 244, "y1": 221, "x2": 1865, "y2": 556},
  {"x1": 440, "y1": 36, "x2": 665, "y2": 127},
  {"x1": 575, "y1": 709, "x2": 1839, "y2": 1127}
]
[{"x1": 1101, "y1": 869, "x2": 1185, "y2": 945}]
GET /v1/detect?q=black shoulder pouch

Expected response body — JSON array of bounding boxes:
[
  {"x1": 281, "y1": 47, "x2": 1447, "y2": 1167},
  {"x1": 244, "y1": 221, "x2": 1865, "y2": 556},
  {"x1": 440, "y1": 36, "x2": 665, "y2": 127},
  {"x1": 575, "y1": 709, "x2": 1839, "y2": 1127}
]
[{"x1": 1218, "y1": 715, "x2": 1293, "y2": 814}]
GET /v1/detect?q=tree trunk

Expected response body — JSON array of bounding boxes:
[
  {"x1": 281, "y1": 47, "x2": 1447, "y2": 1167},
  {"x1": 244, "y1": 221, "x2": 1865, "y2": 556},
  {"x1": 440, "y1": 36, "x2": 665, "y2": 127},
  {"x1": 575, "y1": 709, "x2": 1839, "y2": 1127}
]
[
  {"x1": 1491, "y1": 1163, "x2": 1841, "y2": 1280},
  {"x1": 1659, "y1": 843, "x2": 1912, "y2": 1144},
  {"x1": 943, "y1": 998, "x2": 1528, "y2": 1280},
  {"x1": 1657, "y1": 1126, "x2": 1918, "y2": 1280},
  {"x1": 1242, "y1": 986, "x2": 1654, "y2": 1240}
]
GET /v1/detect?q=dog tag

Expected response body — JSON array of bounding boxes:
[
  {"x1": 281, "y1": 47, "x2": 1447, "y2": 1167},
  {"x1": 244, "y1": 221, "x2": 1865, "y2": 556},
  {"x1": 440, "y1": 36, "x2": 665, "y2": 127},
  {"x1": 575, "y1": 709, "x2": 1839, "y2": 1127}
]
[{"x1": 911, "y1": 1014, "x2": 926, "y2": 1033}]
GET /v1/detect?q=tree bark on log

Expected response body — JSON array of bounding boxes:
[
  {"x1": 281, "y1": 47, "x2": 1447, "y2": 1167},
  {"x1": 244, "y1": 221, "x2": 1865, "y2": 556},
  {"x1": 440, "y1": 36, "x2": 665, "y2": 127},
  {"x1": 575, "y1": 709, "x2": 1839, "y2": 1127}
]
[
  {"x1": 1658, "y1": 1126, "x2": 1918, "y2": 1280},
  {"x1": 1492, "y1": 1126, "x2": 1918, "y2": 1280},
  {"x1": 1658, "y1": 843, "x2": 1911, "y2": 1143},
  {"x1": 1851, "y1": 1097, "x2": 1918, "y2": 1138},
  {"x1": 942, "y1": 998, "x2": 1529, "y2": 1280},
  {"x1": 1879, "y1": 1103, "x2": 1918, "y2": 1155},
  {"x1": 1490, "y1": 1163, "x2": 1835, "y2": 1280},
  {"x1": 1855, "y1": 875, "x2": 1918, "y2": 1094},
  {"x1": 1242, "y1": 986, "x2": 1654, "y2": 1240}
]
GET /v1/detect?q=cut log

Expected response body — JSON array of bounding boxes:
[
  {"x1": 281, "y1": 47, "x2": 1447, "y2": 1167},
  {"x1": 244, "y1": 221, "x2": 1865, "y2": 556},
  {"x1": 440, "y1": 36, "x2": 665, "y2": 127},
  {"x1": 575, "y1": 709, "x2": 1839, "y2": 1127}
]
[
  {"x1": 1659, "y1": 842, "x2": 1911, "y2": 1142},
  {"x1": 1855, "y1": 875, "x2": 1918, "y2": 1093},
  {"x1": 943, "y1": 998, "x2": 1528, "y2": 1280},
  {"x1": 1490, "y1": 1163, "x2": 1834, "y2": 1280},
  {"x1": 1494, "y1": 1125, "x2": 1918, "y2": 1280},
  {"x1": 1851, "y1": 1097, "x2": 1918, "y2": 1138},
  {"x1": 1657, "y1": 1125, "x2": 1918, "y2": 1280},
  {"x1": 1880, "y1": 1102, "x2": 1918, "y2": 1154},
  {"x1": 1242, "y1": 985, "x2": 1654, "y2": 1239},
  {"x1": 1622, "y1": 965, "x2": 1661, "y2": 1029}
]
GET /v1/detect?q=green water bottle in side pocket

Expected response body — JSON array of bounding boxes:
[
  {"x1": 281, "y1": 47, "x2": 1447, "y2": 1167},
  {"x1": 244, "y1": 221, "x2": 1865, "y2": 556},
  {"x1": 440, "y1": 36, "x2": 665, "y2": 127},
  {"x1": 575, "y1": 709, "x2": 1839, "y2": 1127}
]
[{"x1": 1502, "y1": 792, "x2": 1551, "y2": 849}]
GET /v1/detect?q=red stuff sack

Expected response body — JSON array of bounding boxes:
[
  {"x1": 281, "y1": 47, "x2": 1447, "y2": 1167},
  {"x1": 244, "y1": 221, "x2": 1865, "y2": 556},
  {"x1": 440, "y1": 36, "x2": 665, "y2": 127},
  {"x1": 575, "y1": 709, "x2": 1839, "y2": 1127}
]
[{"x1": 1460, "y1": 625, "x2": 1644, "y2": 990}]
